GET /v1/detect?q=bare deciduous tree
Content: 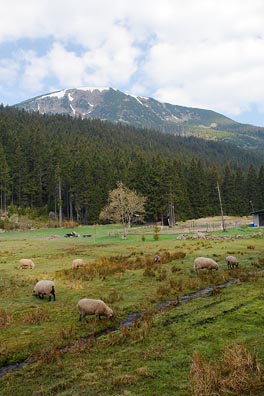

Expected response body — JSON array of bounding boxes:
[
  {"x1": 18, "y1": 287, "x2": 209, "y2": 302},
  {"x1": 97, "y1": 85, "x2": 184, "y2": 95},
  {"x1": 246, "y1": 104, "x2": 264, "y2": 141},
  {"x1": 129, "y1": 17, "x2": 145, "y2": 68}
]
[{"x1": 99, "y1": 181, "x2": 146, "y2": 238}]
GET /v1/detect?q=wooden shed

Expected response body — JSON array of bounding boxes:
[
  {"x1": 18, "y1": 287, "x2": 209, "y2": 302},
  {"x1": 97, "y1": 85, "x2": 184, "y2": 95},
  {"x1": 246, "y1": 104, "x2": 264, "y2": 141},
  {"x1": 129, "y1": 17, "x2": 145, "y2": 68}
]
[{"x1": 251, "y1": 209, "x2": 264, "y2": 227}]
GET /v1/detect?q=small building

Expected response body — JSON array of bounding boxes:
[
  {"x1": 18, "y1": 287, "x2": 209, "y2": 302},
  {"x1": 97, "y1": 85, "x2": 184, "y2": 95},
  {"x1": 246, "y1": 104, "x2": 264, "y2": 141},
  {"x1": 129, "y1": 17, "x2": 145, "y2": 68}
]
[{"x1": 251, "y1": 209, "x2": 264, "y2": 227}]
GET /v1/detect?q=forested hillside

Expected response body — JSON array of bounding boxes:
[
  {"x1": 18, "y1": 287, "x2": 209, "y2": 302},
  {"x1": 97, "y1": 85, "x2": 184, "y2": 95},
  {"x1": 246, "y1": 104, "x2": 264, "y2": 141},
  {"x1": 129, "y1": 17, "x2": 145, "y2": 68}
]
[
  {"x1": 0, "y1": 105, "x2": 263, "y2": 223},
  {"x1": 15, "y1": 87, "x2": 264, "y2": 151}
]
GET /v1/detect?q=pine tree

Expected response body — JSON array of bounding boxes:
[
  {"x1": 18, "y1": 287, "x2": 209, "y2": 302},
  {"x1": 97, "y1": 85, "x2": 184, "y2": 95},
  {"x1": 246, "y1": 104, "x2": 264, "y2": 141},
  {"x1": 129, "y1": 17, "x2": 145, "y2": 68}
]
[
  {"x1": 186, "y1": 159, "x2": 207, "y2": 218},
  {"x1": 257, "y1": 165, "x2": 264, "y2": 210},
  {"x1": 246, "y1": 165, "x2": 258, "y2": 213},
  {"x1": 221, "y1": 165, "x2": 236, "y2": 214},
  {"x1": 0, "y1": 144, "x2": 10, "y2": 211}
]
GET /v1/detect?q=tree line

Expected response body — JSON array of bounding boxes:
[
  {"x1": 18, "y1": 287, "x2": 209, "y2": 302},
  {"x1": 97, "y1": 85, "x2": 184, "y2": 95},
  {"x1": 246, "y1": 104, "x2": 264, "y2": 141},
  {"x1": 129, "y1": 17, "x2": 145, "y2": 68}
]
[{"x1": 0, "y1": 105, "x2": 263, "y2": 224}]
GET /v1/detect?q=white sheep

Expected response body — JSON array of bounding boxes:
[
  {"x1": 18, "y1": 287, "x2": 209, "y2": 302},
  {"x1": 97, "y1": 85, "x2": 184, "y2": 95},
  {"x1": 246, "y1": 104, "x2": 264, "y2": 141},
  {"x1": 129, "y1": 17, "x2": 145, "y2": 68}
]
[
  {"x1": 154, "y1": 255, "x2": 161, "y2": 263},
  {"x1": 19, "y1": 258, "x2": 35, "y2": 269},
  {"x1": 194, "y1": 257, "x2": 219, "y2": 273},
  {"x1": 226, "y1": 255, "x2": 239, "y2": 269},
  {"x1": 33, "y1": 280, "x2": 56, "y2": 301},
  {"x1": 77, "y1": 298, "x2": 114, "y2": 322},
  {"x1": 72, "y1": 258, "x2": 85, "y2": 269}
]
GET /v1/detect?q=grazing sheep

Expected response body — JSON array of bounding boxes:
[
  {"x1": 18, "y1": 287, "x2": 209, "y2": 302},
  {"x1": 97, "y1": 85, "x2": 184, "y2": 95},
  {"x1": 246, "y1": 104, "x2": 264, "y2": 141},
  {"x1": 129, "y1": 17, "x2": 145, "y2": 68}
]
[
  {"x1": 33, "y1": 280, "x2": 56, "y2": 301},
  {"x1": 194, "y1": 257, "x2": 219, "y2": 273},
  {"x1": 226, "y1": 255, "x2": 239, "y2": 269},
  {"x1": 19, "y1": 258, "x2": 35, "y2": 269},
  {"x1": 154, "y1": 255, "x2": 161, "y2": 263},
  {"x1": 72, "y1": 258, "x2": 85, "y2": 269},
  {"x1": 77, "y1": 298, "x2": 114, "y2": 322}
]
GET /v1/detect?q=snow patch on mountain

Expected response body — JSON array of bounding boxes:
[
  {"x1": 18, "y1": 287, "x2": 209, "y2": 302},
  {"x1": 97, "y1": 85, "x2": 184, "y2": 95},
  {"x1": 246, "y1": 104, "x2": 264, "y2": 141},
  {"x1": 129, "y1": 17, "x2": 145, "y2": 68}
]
[
  {"x1": 40, "y1": 90, "x2": 66, "y2": 99},
  {"x1": 70, "y1": 104, "x2": 75, "y2": 115}
]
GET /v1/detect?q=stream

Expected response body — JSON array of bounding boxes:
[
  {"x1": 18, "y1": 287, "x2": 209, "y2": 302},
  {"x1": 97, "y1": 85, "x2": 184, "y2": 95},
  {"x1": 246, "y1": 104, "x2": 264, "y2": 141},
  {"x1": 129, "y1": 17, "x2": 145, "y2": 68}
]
[{"x1": 0, "y1": 275, "x2": 250, "y2": 379}]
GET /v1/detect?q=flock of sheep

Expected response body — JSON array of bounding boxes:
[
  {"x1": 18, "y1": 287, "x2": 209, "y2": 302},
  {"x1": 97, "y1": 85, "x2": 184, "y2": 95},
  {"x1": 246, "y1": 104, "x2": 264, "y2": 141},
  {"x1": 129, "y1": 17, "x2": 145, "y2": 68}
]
[
  {"x1": 193, "y1": 255, "x2": 238, "y2": 272},
  {"x1": 19, "y1": 254, "x2": 239, "y2": 322},
  {"x1": 19, "y1": 258, "x2": 114, "y2": 321}
]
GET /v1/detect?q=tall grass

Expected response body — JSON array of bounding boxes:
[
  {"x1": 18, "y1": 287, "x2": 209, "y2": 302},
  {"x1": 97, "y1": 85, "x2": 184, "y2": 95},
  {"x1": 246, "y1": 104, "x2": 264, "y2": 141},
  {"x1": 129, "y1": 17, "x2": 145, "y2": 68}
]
[{"x1": 190, "y1": 343, "x2": 264, "y2": 395}]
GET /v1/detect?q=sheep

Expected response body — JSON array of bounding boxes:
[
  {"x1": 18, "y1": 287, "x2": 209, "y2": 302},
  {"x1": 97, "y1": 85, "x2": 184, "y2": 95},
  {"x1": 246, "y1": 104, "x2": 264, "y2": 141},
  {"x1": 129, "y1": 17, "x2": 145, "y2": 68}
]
[
  {"x1": 19, "y1": 258, "x2": 35, "y2": 269},
  {"x1": 72, "y1": 258, "x2": 85, "y2": 269},
  {"x1": 194, "y1": 257, "x2": 219, "y2": 273},
  {"x1": 33, "y1": 280, "x2": 56, "y2": 301},
  {"x1": 226, "y1": 255, "x2": 239, "y2": 269},
  {"x1": 77, "y1": 298, "x2": 114, "y2": 322},
  {"x1": 154, "y1": 255, "x2": 161, "y2": 263}
]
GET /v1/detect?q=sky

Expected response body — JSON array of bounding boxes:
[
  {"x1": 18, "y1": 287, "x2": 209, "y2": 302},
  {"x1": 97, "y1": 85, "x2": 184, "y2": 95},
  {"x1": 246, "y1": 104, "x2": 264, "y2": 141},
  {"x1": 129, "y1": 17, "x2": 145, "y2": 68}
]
[{"x1": 1, "y1": 0, "x2": 264, "y2": 126}]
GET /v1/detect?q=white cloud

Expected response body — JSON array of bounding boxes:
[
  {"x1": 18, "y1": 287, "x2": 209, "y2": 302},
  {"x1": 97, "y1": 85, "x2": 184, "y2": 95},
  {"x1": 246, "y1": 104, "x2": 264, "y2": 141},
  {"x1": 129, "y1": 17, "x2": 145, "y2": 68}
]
[
  {"x1": 146, "y1": 36, "x2": 264, "y2": 115},
  {"x1": 13, "y1": 27, "x2": 140, "y2": 97},
  {"x1": 0, "y1": 0, "x2": 264, "y2": 124}
]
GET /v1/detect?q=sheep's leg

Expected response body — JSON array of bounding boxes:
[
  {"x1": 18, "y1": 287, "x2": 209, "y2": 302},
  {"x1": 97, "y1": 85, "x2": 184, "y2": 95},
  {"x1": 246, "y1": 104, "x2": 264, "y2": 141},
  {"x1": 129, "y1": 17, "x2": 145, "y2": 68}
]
[
  {"x1": 79, "y1": 314, "x2": 88, "y2": 322},
  {"x1": 51, "y1": 287, "x2": 56, "y2": 301}
]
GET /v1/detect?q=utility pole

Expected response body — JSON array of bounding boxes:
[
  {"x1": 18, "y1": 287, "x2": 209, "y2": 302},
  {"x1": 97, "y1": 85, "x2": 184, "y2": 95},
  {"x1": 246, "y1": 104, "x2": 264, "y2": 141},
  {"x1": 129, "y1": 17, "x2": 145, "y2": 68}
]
[
  {"x1": 58, "y1": 176, "x2": 62, "y2": 226},
  {"x1": 216, "y1": 181, "x2": 226, "y2": 231},
  {"x1": 168, "y1": 202, "x2": 175, "y2": 227}
]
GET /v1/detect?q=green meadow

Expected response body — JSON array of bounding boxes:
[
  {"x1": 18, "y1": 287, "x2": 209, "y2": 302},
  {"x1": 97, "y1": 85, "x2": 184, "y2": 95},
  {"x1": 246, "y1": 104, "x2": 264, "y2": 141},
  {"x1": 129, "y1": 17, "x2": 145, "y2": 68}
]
[{"x1": 0, "y1": 223, "x2": 264, "y2": 395}]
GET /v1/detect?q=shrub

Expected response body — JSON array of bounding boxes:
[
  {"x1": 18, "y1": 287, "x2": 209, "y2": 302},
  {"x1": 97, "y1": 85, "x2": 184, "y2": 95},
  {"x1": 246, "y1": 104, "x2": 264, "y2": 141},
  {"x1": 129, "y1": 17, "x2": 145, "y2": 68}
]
[
  {"x1": 63, "y1": 220, "x2": 79, "y2": 228},
  {"x1": 153, "y1": 225, "x2": 160, "y2": 241},
  {"x1": 190, "y1": 351, "x2": 220, "y2": 396},
  {"x1": 190, "y1": 344, "x2": 263, "y2": 395}
]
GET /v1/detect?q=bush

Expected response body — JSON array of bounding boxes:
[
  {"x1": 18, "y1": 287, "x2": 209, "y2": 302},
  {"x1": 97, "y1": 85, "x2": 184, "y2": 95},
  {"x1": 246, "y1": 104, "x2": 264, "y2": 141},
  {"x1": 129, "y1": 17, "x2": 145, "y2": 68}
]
[
  {"x1": 190, "y1": 344, "x2": 263, "y2": 395},
  {"x1": 153, "y1": 225, "x2": 160, "y2": 241}
]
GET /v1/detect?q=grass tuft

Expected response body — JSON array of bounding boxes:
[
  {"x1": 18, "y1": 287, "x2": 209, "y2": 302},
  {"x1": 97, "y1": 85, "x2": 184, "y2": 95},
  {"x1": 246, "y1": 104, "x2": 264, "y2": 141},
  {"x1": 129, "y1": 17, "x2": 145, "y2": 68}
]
[
  {"x1": 190, "y1": 343, "x2": 264, "y2": 396},
  {"x1": 0, "y1": 307, "x2": 12, "y2": 328},
  {"x1": 22, "y1": 306, "x2": 49, "y2": 325}
]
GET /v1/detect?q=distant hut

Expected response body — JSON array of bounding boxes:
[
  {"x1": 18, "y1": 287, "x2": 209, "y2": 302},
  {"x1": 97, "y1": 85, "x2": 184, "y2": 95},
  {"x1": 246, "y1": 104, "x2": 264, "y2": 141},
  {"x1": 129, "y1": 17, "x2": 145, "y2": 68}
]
[{"x1": 251, "y1": 209, "x2": 264, "y2": 227}]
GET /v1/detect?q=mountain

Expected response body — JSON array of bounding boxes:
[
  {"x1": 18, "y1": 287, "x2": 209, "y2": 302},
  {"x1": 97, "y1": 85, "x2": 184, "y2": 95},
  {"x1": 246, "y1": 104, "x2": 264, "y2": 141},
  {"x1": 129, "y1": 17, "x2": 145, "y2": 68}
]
[
  {"x1": 0, "y1": 105, "x2": 263, "y2": 224},
  {"x1": 14, "y1": 87, "x2": 264, "y2": 150}
]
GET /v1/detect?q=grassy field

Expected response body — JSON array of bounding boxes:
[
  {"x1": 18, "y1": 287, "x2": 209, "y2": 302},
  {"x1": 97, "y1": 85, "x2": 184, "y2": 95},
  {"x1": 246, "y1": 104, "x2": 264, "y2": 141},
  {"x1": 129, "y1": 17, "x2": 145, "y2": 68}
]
[{"x1": 0, "y1": 221, "x2": 264, "y2": 395}]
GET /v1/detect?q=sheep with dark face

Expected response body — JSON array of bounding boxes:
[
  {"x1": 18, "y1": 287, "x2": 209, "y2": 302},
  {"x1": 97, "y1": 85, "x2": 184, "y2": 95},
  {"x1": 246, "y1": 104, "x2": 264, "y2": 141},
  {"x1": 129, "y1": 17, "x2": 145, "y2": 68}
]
[
  {"x1": 194, "y1": 257, "x2": 219, "y2": 273},
  {"x1": 226, "y1": 255, "x2": 239, "y2": 269},
  {"x1": 33, "y1": 280, "x2": 56, "y2": 301},
  {"x1": 72, "y1": 258, "x2": 85, "y2": 269},
  {"x1": 20, "y1": 259, "x2": 35, "y2": 269},
  {"x1": 77, "y1": 298, "x2": 113, "y2": 322}
]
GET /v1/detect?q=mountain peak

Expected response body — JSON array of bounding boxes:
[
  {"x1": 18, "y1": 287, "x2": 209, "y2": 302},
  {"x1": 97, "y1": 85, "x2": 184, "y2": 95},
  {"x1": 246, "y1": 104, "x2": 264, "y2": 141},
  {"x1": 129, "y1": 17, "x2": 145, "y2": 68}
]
[
  {"x1": 15, "y1": 86, "x2": 226, "y2": 127},
  {"x1": 40, "y1": 86, "x2": 113, "y2": 100},
  {"x1": 14, "y1": 86, "x2": 264, "y2": 150}
]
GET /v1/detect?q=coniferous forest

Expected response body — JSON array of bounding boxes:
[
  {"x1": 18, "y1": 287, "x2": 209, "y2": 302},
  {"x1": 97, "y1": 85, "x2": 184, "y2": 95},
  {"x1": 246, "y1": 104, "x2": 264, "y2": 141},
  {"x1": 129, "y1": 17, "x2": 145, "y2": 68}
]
[{"x1": 0, "y1": 105, "x2": 263, "y2": 224}]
